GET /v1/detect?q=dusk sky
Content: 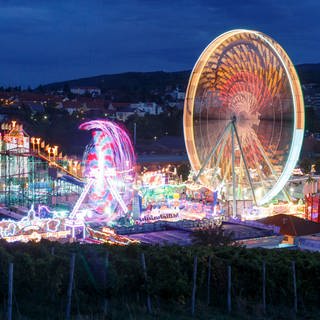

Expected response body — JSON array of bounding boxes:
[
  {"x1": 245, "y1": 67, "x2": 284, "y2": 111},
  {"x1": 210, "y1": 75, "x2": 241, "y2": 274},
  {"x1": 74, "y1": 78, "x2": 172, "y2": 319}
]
[{"x1": 1, "y1": 0, "x2": 320, "y2": 87}]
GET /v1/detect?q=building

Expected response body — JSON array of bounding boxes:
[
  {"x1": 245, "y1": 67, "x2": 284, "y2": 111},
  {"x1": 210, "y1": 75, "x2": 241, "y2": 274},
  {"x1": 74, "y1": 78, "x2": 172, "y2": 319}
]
[
  {"x1": 130, "y1": 102, "x2": 163, "y2": 115},
  {"x1": 115, "y1": 107, "x2": 136, "y2": 122},
  {"x1": 70, "y1": 87, "x2": 101, "y2": 96},
  {"x1": 61, "y1": 100, "x2": 84, "y2": 114},
  {"x1": 170, "y1": 88, "x2": 186, "y2": 100},
  {"x1": 296, "y1": 234, "x2": 320, "y2": 251},
  {"x1": 258, "y1": 214, "x2": 320, "y2": 244},
  {"x1": 107, "y1": 102, "x2": 145, "y2": 121},
  {"x1": 123, "y1": 219, "x2": 282, "y2": 248}
]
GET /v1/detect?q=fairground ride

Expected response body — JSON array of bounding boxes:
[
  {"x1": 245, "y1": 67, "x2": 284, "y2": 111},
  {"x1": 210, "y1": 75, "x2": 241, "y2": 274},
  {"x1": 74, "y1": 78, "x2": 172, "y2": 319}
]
[
  {"x1": 0, "y1": 121, "x2": 83, "y2": 209},
  {"x1": 183, "y1": 29, "x2": 305, "y2": 217},
  {"x1": 69, "y1": 120, "x2": 136, "y2": 224}
]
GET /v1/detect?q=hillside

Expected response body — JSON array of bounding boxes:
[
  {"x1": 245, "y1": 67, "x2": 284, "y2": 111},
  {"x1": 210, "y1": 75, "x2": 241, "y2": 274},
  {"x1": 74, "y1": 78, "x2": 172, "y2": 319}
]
[
  {"x1": 43, "y1": 70, "x2": 190, "y2": 101},
  {"x1": 295, "y1": 63, "x2": 320, "y2": 84},
  {"x1": 42, "y1": 64, "x2": 320, "y2": 96}
]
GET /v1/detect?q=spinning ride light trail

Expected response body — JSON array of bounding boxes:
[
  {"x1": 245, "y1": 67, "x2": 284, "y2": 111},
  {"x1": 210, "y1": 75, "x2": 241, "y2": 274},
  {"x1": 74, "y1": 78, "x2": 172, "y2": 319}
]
[
  {"x1": 71, "y1": 120, "x2": 135, "y2": 222},
  {"x1": 183, "y1": 29, "x2": 305, "y2": 212}
]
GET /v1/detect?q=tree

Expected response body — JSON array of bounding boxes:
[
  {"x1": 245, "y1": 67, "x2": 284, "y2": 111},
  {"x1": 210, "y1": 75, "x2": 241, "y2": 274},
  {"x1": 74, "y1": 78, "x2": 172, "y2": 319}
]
[
  {"x1": 35, "y1": 84, "x2": 45, "y2": 93},
  {"x1": 300, "y1": 158, "x2": 312, "y2": 173},
  {"x1": 191, "y1": 224, "x2": 235, "y2": 247},
  {"x1": 177, "y1": 162, "x2": 190, "y2": 181}
]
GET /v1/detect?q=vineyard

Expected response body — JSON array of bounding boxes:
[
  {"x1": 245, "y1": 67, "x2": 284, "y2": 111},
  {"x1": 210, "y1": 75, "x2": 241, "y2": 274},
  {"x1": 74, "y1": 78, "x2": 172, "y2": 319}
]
[{"x1": 0, "y1": 241, "x2": 319, "y2": 319}]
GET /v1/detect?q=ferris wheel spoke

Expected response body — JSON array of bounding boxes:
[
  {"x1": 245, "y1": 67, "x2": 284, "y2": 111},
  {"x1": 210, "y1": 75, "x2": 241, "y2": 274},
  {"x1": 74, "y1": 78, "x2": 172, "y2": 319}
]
[
  {"x1": 194, "y1": 122, "x2": 231, "y2": 182},
  {"x1": 252, "y1": 134, "x2": 291, "y2": 202},
  {"x1": 253, "y1": 134, "x2": 279, "y2": 181},
  {"x1": 246, "y1": 133, "x2": 270, "y2": 196},
  {"x1": 222, "y1": 156, "x2": 232, "y2": 188},
  {"x1": 208, "y1": 126, "x2": 230, "y2": 185},
  {"x1": 249, "y1": 138, "x2": 266, "y2": 182}
]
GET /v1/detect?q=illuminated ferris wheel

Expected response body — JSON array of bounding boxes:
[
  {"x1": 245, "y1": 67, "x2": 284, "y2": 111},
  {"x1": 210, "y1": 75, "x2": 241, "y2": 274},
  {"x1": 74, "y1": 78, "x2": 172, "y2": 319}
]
[{"x1": 183, "y1": 30, "x2": 304, "y2": 212}]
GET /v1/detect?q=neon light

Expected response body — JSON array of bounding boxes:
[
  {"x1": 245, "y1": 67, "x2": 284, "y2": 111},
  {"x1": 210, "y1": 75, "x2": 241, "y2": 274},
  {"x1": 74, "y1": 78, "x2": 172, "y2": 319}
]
[
  {"x1": 77, "y1": 120, "x2": 135, "y2": 222},
  {"x1": 46, "y1": 219, "x2": 61, "y2": 232},
  {"x1": 0, "y1": 205, "x2": 72, "y2": 243},
  {"x1": 4, "y1": 230, "x2": 71, "y2": 243},
  {"x1": 86, "y1": 226, "x2": 139, "y2": 246}
]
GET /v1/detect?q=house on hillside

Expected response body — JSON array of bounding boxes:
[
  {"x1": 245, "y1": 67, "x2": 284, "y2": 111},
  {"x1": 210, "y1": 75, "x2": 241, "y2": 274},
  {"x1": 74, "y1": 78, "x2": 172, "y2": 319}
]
[
  {"x1": 70, "y1": 87, "x2": 101, "y2": 96},
  {"x1": 107, "y1": 102, "x2": 131, "y2": 111},
  {"x1": 25, "y1": 102, "x2": 45, "y2": 114},
  {"x1": 170, "y1": 88, "x2": 186, "y2": 100},
  {"x1": 107, "y1": 102, "x2": 144, "y2": 121},
  {"x1": 167, "y1": 101, "x2": 184, "y2": 110},
  {"x1": 130, "y1": 102, "x2": 163, "y2": 115},
  {"x1": 0, "y1": 92, "x2": 18, "y2": 106},
  {"x1": 78, "y1": 97, "x2": 106, "y2": 116},
  {"x1": 115, "y1": 107, "x2": 137, "y2": 122},
  {"x1": 62, "y1": 99, "x2": 84, "y2": 115},
  {"x1": 107, "y1": 102, "x2": 133, "y2": 121}
]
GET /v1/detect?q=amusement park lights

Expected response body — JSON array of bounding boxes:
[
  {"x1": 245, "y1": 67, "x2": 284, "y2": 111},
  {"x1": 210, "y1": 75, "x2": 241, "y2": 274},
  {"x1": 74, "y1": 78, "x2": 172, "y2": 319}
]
[
  {"x1": 0, "y1": 205, "x2": 71, "y2": 243},
  {"x1": 1, "y1": 118, "x2": 223, "y2": 245}
]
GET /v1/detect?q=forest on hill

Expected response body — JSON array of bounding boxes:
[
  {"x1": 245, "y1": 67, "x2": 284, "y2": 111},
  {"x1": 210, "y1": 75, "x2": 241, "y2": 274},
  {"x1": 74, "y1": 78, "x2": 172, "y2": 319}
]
[
  {"x1": 43, "y1": 64, "x2": 320, "y2": 95},
  {"x1": 43, "y1": 71, "x2": 190, "y2": 102}
]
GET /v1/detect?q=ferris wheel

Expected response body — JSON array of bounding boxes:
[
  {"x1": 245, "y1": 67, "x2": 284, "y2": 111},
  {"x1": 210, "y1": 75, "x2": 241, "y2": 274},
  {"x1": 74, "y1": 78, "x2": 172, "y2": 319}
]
[{"x1": 183, "y1": 30, "x2": 304, "y2": 213}]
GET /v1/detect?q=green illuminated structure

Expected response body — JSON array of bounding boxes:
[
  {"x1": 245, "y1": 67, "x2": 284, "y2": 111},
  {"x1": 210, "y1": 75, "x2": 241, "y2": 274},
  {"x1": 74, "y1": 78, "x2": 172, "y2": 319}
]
[{"x1": 0, "y1": 121, "x2": 83, "y2": 209}]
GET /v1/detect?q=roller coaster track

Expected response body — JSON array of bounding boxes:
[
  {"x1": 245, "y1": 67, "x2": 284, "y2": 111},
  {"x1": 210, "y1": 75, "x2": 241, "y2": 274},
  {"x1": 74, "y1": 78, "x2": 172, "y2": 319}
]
[{"x1": 0, "y1": 148, "x2": 83, "y2": 182}]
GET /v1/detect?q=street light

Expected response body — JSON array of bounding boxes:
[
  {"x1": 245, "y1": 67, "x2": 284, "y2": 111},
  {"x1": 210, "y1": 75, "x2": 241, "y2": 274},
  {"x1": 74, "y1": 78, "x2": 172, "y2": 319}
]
[
  {"x1": 47, "y1": 146, "x2": 52, "y2": 160},
  {"x1": 36, "y1": 138, "x2": 40, "y2": 153},
  {"x1": 52, "y1": 145, "x2": 58, "y2": 160},
  {"x1": 73, "y1": 161, "x2": 78, "y2": 174},
  {"x1": 31, "y1": 137, "x2": 35, "y2": 151}
]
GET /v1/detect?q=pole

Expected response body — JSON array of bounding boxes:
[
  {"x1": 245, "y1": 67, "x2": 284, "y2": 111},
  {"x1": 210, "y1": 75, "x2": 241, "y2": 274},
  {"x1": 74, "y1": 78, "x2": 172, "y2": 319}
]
[
  {"x1": 7, "y1": 263, "x2": 13, "y2": 320},
  {"x1": 141, "y1": 253, "x2": 152, "y2": 314},
  {"x1": 231, "y1": 125, "x2": 237, "y2": 218},
  {"x1": 207, "y1": 256, "x2": 212, "y2": 306},
  {"x1": 103, "y1": 251, "x2": 109, "y2": 316},
  {"x1": 133, "y1": 122, "x2": 137, "y2": 147},
  {"x1": 232, "y1": 121, "x2": 257, "y2": 205},
  {"x1": 262, "y1": 261, "x2": 266, "y2": 314},
  {"x1": 227, "y1": 265, "x2": 231, "y2": 313},
  {"x1": 194, "y1": 123, "x2": 231, "y2": 183},
  {"x1": 292, "y1": 261, "x2": 297, "y2": 313},
  {"x1": 66, "y1": 253, "x2": 76, "y2": 320},
  {"x1": 191, "y1": 256, "x2": 198, "y2": 316}
]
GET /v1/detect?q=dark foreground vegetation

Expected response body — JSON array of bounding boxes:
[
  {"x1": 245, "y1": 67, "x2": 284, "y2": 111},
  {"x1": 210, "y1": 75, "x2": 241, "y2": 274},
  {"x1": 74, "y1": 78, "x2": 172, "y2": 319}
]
[{"x1": 0, "y1": 240, "x2": 319, "y2": 319}]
